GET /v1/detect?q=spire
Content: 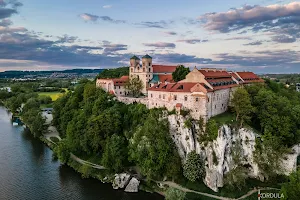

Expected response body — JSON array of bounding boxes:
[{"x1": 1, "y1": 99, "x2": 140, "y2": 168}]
[
  {"x1": 130, "y1": 55, "x2": 140, "y2": 60},
  {"x1": 142, "y1": 54, "x2": 152, "y2": 59}
]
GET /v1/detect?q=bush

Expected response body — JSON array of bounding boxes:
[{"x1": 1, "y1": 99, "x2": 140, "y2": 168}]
[
  {"x1": 183, "y1": 151, "x2": 205, "y2": 182},
  {"x1": 184, "y1": 118, "x2": 193, "y2": 129},
  {"x1": 165, "y1": 188, "x2": 186, "y2": 200}
]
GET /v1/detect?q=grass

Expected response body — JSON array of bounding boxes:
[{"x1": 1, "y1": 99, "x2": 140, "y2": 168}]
[
  {"x1": 210, "y1": 111, "x2": 236, "y2": 126},
  {"x1": 185, "y1": 192, "x2": 216, "y2": 200},
  {"x1": 38, "y1": 92, "x2": 64, "y2": 101}
]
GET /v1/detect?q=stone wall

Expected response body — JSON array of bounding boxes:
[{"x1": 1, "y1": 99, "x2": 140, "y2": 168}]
[{"x1": 117, "y1": 96, "x2": 149, "y2": 106}]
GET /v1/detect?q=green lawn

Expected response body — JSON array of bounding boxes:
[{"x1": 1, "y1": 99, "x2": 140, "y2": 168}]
[
  {"x1": 210, "y1": 112, "x2": 236, "y2": 126},
  {"x1": 38, "y1": 92, "x2": 64, "y2": 101}
]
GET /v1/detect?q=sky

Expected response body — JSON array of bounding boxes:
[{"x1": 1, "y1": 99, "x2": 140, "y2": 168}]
[{"x1": 0, "y1": 0, "x2": 300, "y2": 73}]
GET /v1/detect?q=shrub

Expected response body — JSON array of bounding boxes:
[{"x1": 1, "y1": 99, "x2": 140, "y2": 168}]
[
  {"x1": 183, "y1": 151, "x2": 205, "y2": 182},
  {"x1": 165, "y1": 188, "x2": 186, "y2": 200}
]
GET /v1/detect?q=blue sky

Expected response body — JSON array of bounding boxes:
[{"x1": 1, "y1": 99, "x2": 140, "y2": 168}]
[{"x1": 0, "y1": 0, "x2": 299, "y2": 73}]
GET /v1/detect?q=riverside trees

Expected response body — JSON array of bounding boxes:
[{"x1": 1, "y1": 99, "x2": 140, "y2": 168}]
[{"x1": 53, "y1": 80, "x2": 181, "y2": 180}]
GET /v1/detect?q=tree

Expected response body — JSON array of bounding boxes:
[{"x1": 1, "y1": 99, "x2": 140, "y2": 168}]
[
  {"x1": 125, "y1": 76, "x2": 143, "y2": 97},
  {"x1": 172, "y1": 65, "x2": 190, "y2": 82},
  {"x1": 231, "y1": 88, "x2": 254, "y2": 126},
  {"x1": 165, "y1": 188, "x2": 186, "y2": 200},
  {"x1": 183, "y1": 151, "x2": 205, "y2": 182},
  {"x1": 129, "y1": 111, "x2": 180, "y2": 179},
  {"x1": 280, "y1": 168, "x2": 300, "y2": 200},
  {"x1": 38, "y1": 95, "x2": 52, "y2": 104},
  {"x1": 101, "y1": 134, "x2": 128, "y2": 172},
  {"x1": 206, "y1": 119, "x2": 218, "y2": 141}
]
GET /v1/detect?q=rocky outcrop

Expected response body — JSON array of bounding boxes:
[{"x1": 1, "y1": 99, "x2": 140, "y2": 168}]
[
  {"x1": 168, "y1": 114, "x2": 300, "y2": 192},
  {"x1": 112, "y1": 173, "x2": 140, "y2": 193},
  {"x1": 113, "y1": 173, "x2": 131, "y2": 189},
  {"x1": 124, "y1": 177, "x2": 140, "y2": 192}
]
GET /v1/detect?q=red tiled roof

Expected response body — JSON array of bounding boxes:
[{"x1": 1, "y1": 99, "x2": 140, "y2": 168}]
[
  {"x1": 236, "y1": 72, "x2": 264, "y2": 83},
  {"x1": 158, "y1": 74, "x2": 173, "y2": 83},
  {"x1": 148, "y1": 82, "x2": 199, "y2": 93},
  {"x1": 176, "y1": 103, "x2": 182, "y2": 108},
  {"x1": 230, "y1": 72, "x2": 242, "y2": 81},
  {"x1": 153, "y1": 65, "x2": 177, "y2": 73},
  {"x1": 207, "y1": 78, "x2": 234, "y2": 83},
  {"x1": 199, "y1": 70, "x2": 231, "y2": 78},
  {"x1": 113, "y1": 76, "x2": 129, "y2": 86}
]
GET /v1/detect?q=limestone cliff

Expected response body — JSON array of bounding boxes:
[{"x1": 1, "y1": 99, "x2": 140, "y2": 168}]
[{"x1": 168, "y1": 114, "x2": 300, "y2": 192}]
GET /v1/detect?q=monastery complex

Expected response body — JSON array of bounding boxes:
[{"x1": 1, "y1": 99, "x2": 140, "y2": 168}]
[{"x1": 96, "y1": 55, "x2": 264, "y2": 120}]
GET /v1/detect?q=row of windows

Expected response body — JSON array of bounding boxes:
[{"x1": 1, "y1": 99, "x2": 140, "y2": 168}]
[
  {"x1": 209, "y1": 81, "x2": 236, "y2": 87},
  {"x1": 131, "y1": 68, "x2": 151, "y2": 72},
  {"x1": 150, "y1": 94, "x2": 209, "y2": 103}
]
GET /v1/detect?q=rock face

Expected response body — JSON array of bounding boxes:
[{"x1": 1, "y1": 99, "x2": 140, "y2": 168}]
[
  {"x1": 112, "y1": 173, "x2": 140, "y2": 193},
  {"x1": 168, "y1": 114, "x2": 300, "y2": 192},
  {"x1": 124, "y1": 177, "x2": 140, "y2": 192},
  {"x1": 113, "y1": 173, "x2": 131, "y2": 189}
]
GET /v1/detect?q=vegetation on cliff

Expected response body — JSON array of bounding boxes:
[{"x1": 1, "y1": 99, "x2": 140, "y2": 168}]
[
  {"x1": 96, "y1": 67, "x2": 129, "y2": 79},
  {"x1": 52, "y1": 80, "x2": 182, "y2": 180}
]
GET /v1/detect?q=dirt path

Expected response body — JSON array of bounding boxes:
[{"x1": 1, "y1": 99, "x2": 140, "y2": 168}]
[{"x1": 158, "y1": 181, "x2": 281, "y2": 200}]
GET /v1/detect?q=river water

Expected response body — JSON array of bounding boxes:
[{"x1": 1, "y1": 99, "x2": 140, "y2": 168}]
[{"x1": 0, "y1": 107, "x2": 164, "y2": 200}]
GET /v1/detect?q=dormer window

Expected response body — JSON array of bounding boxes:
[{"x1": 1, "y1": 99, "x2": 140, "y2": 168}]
[{"x1": 177, "y1": 85, "x2": 183, "y2": 90}]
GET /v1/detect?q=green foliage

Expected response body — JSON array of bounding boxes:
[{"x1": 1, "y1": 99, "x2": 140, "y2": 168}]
[
  {"x1": 180, "y1": 109, "x2": 190, "y2": 117},
  {"x1": 125, "y1": 76, "x2": 144, "y2": 97},
  {"x1": 54, "y1": 140, "x2": 70, "y2": 164},
  {"x1": 231, "y1": 88, "x2": 254, "y2": 127},
  {"x1": 165, "y1": 188, "x2": 186, "y2": 200},
  {"x1": 212, "y1": 150, "x2": 218, "y2": 165},
  {"x1": 280, "y1": 168, "x2": 300, "y2": 200},
  {"x1": 172, "y1": 65, "x2": 190, "y2": 82},
  {"x1": 129, "y1": 111, "x2": 180, "y2": 179},
  {"x1": 96, "y1": 67, "x2": 129, "y2": 79},
  {"x1": 253, "y1": 135, "x2": 290, "y2": 180},
  {"x1": 184, "y1": 118, "x2": 193, "y2": 129},
  {"x1": 101, "y1": 134, "x2": 128, "y2": 172},
  {"x1": 183, "y1": 151, "x2": 205, "y2": 182},
  {"x1": 206, "y1": 119, "x2": 218, "y2": 140},
  {"x1": 38, "y1": 95, "x2": 52, "y2": 104},
  {"x1": 224, "y1": 140, "x2": 247, "y2": 191}
]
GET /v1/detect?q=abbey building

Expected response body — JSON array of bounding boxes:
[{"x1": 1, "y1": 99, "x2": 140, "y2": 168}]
[{"x1": 96, "y1": 55, "x2": 264, "y2": 120}]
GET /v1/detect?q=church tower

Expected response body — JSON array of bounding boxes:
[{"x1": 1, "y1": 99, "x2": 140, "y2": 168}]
[{"x1": 129, "y1": 54, "x2": 153, "y2": 94}]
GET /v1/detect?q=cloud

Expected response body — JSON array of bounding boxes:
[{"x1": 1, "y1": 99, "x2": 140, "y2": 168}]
[
  {"x1": 271, "y1": 35, "x2": 297, "y2": 43},
  {"x1": 136, "y1": 20, "x2": 174, "y2": 28},
  {"x1": 56, "y1": 34, "x2": 78, "y2": 43},
  {"x1": 143, "y1": 42, "x2": 176, "y2": 49},
  {"x1": 164, "y1": 31, "x2": 177, "y2": 35},
  {"x1": 103, "y1": 5, "x2": 112, "y2": 9},
  {"x1": 225, "y1": 36, "x2": 252, "y2": 40},
  {"x1": 0, "y1": 8, "x2": 17, "y2": 19},
  {"x1": 199, "y1": 2, "x2": 300, "y2": 37},
  {"x1": 177, "y1": 39, "x2": 208, "y2": 44},
  {"x1": 153, "y1": 53, "x2": 212, "y2": 64},
  {"x1": 103, "y1": 44, "x2": 128, "y2": 54},
  {"x1": 0, "y1": 0, "x2": 23, "y2": 19},
  {"x1": 79, "y1": 13, "x2": 125, "y2": 24},
  {"x1": 0, "y1": 19, "x2": 12, "y2": 26},
  {"x1": 243, "y1": 41, "x2": 263, "y2": 46},
  {"x1": 0, "y1": 26, "x2": 27, "y2": 33}
]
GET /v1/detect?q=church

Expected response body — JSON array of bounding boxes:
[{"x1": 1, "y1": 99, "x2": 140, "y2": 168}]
[{"x1": 96, "y1": 55, "x2": 264, "y2": 120}]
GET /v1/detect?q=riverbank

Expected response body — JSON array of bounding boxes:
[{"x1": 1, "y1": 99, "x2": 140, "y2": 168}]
[{"x1": 0, "y1": 106, "x2": 163, "y2": 200}]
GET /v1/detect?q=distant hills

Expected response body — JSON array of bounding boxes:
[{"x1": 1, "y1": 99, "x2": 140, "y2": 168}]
[{"x1": 0, "y1": 69, "x2": 105, "y2": 79}]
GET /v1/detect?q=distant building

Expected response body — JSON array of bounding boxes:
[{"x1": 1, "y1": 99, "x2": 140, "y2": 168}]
[
  {"x1": 96, "y1": 55, "x2": 264, "y2": 120},
  {"x1": 296, "y1": 83, "x2": 300, "y2": 92}
]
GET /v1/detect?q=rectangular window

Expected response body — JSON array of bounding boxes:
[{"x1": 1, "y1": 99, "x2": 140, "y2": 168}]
[
  {"x1": 114, "y1": 86, "x2": 116, "y2": 89},
  {"x1": 195, "y1": 97, "x2": 199, "y2": 102},
  {"x1": 159, "y1": 95, "x2": 161, "y2": 99},
  {"x1": 151, "y1": 94, "x2": 153, "y2": 98},
  {"x1": 207, "y1": 97, "x2": 210, "y2": 103},
  {"x1": 120, "y1": 92, "x2": 122, "y2": 94},
  {"x1": 149, "y1": 63, "x2": 151, "y2": 66},
  {"x1": 149, "y1": 68, "x2": 151, "y2": 72},
  {"x1": 174, "y1": 95, "x2": 177, "y2": 100},
  {"x1": 163, "y1": 94, "x2": 165, "y2": 99},
  {"x1": 185, "y1": 96, "x2": 188, "y2": 101}
]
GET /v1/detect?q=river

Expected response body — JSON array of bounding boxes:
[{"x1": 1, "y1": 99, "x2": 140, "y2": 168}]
[{"x1": 0, "y1": 107, "x2": 164, "y2": 200}]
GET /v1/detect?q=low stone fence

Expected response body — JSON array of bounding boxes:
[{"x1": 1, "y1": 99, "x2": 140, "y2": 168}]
[{"x1": 117, "y1": 96, "x2": 149, "y2": 107}]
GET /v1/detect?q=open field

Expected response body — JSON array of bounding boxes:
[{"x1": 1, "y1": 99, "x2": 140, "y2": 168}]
[{"x1": 38, "y1": 92, "x2": 63, "y2": 101}]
